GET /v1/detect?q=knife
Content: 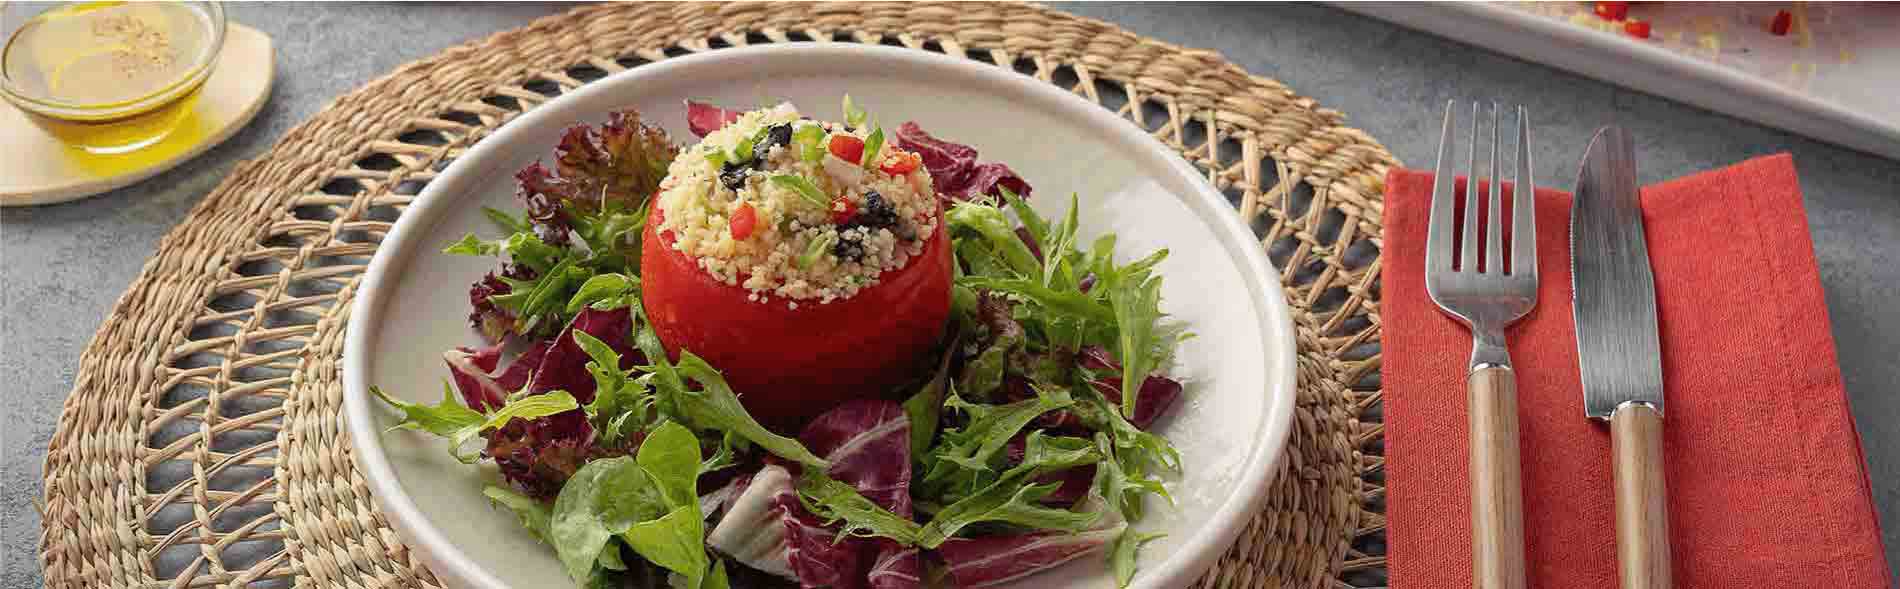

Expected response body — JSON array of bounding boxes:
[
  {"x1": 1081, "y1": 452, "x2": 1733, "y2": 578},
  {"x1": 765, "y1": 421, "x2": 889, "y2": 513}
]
[{"x1": 1570, "y1": 126, "x2": 1672, "y2": 589}]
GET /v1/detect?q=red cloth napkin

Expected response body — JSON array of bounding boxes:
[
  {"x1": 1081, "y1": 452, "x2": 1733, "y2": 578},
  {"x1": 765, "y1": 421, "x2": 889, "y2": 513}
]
[{"x1": 1383, "y1": 154, "x2": 1891, "y2": 587}]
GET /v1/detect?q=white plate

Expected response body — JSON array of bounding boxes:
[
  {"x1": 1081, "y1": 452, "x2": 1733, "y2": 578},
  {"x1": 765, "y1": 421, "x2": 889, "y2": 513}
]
[
  {"x1": 343, "y1": 44, "x2": 1296, "y2": 589},
  {"x1": 1335, "y1": 2, "x2": 1900, "y2": 160}
]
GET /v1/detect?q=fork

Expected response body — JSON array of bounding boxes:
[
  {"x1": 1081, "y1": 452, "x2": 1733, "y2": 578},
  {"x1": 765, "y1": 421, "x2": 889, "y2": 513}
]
[{"x1": 1426, "y1": 100, "x2": 1538, "y2": 589}]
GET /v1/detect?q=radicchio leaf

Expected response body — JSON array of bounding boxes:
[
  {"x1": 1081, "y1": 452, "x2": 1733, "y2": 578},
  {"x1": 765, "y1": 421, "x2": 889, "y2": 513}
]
[
  {"x1": 779, "y1": 490, "x2": 868, "y2": 589},
  {"x1": 800, "y1": 400, "x2": 923, "y2": 589},
  {"x1": 800, "y1": 400, "x2": 914, "y2": 517},
  {"x1": 443, "y1": 340, "x2": 550, "y2": 412},
  {"x1": 864, "y1": 543, "x2": 923, "y2": 589},
  {"x1": 485, "y1": 409, "x2": 605, "y2": 500},
  {"x1": 687, "y1": 100, "x2": 744, "y2": 137},
  {"x1": 935, "y1": 509, "x2": 1127, "y2": 588},
  {"x1": 467, "y1": 263, "x2": 538, "y2": 343},
  {"x1": 528, "y1": 307, "x2": 639, "y2": 403},
  {"x1": 1080, "y1": 345, "x2": 1183, "y2": 430},
  {"x1": 894, "y1": 122, "x2": 1033, "y2": 203},
  {"x1": 706, "y1": 466, "x2": 797, "y2": 579}
]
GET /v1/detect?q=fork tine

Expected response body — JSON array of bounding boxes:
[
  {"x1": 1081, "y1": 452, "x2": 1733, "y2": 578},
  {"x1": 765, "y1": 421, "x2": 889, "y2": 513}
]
[
  {"x1": 1485, "y1": 103, "x2": 1503, "y2": 275},
  {"x1": 1461, "y1": 101, "x2": 1481, "y2": 272},
  {"x1": 1428, "y1": 100, "x2": 1457, "y2": 275},
  {"x1": 1511, "y1": 105, "x2": 1537, "y2": 279}
]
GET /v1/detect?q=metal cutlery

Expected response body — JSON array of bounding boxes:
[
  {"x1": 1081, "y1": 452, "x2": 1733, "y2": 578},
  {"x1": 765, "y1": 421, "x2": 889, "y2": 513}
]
[
  {"x1": 1425, "y1": 100, "x2": 1537, "y2": 589},
  {"x1": 1571, "y1": 125, "x2": 1672, "y2": 589}
]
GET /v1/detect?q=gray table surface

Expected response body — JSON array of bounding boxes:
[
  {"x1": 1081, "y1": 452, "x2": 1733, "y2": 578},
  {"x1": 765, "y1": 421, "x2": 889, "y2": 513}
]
[{"x1": 5, "y1": 3, "x2": 1896, "y2": 585}]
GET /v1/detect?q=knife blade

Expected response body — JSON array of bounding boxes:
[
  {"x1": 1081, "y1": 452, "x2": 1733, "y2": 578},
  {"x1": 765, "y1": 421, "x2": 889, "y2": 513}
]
[
  {"x1": 1571, "y1": 126, "x2": 1663, "y2": 419},
  {"x1": 1570, "y1": 125, "x2": 1673, "y2": 589}
]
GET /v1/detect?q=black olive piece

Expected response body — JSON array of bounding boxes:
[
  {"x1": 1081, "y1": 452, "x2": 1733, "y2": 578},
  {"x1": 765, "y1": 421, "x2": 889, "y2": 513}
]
[
  {"x1": 856, "y1": 191, "x2": 899, "y2": 229},
  {"x1": 755, "y1": 123, "x2": 793, "y2": 155},
  {"x1": 719, "y1": 161, "x2": 751, "y2": 191},
  {"x1": 832, "y1": 234, "x2": 867, "y2": 262}
]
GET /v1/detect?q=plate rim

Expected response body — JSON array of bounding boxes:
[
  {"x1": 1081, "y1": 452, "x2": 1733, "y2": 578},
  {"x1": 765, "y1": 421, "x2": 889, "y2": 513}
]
[{"x1": 342, "y1": 42, "x2": 1297, "y2": 589}]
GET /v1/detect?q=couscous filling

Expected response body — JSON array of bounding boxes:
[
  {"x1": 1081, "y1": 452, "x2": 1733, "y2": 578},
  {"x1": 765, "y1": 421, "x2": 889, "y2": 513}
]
[{"x1": 655, "y1": 103, "x2": 938, "y2": 304}]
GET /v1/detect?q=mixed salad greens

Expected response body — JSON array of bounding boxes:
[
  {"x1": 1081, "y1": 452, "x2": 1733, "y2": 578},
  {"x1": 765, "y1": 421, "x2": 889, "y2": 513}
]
[{"x1": 375, "y1": 99, "x2": 1189, "y2": 588}]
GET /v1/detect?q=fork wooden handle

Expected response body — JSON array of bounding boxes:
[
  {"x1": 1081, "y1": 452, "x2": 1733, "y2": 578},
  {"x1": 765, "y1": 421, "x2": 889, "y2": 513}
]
[
  {"x1": 1612, "y1": 404, "x2": 1673, "y2": 589},
  {"x1": 1469, "y1": 366, "x2": 1527, "y2": 589}
]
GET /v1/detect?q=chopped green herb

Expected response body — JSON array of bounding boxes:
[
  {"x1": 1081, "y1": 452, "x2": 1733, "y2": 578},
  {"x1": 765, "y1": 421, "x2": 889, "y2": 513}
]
[
  {"x1": 768, "y1": 174, "x2": 831, "y2": 208},
  {"x1": 798, "y1": 231, "x2": 836, "y2": 270},
  {"x1": 794, "y1": 124, "x2": 827, "y2": 165},
  {"x1": 842, "y1": 94, "x2": 867, "y2": 129},
  {"x1": 860, "y1": 125, "x2": 885, "y2": 169}
]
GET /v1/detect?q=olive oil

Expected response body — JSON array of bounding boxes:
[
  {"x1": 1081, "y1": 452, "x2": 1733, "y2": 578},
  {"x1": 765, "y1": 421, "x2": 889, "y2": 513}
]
[{"x1": 3, "y1": 2, "x2": 219, "y2": 154}]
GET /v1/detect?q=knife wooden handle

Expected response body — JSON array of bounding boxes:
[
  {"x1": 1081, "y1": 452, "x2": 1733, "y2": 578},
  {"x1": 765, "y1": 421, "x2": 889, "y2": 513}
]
[
  {"x1": 1613, "y1": 404, "x2": 1673, "y2": 589},
  {"x1": 1468, "y1": 366, "x2": 1526, "y2": 589}
]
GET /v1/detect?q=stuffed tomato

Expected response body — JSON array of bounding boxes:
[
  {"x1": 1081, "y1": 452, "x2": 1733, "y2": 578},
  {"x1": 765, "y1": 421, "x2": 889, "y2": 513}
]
[{"x1": 641, "y1": 104, "x2": 949, "y2": 427}]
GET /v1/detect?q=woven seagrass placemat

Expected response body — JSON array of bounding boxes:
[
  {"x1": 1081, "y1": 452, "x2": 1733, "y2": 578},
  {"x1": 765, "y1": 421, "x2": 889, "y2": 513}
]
[{"x1": 36, "y1": 3, "x2": 1398, "y2": 588}]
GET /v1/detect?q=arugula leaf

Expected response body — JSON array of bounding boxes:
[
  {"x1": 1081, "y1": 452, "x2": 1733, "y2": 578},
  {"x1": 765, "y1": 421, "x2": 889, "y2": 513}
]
[
  {"x1": 860, "y1": 125, "x2": 885, "y2": 169},
  {"x1": 484, "y1": 485, "x2": 553, "y2": 542},
  {"x1": 916, "y1": 431, "x2": 1105, "y2": 547},
  {"x1": 946, "y1": 202, "x2": 1040, "y2": 277},
  {"x1": 921, "y1": 387, "x2": 1073, "y2": 491},
  {"x1": 1109, "y1": 529, "x2": 1166, "y2": 587},
  {"x1": 372, "y1": 384, "x2": 482, "y2": 437},
  {"x1": 491, "y1": 257, "x2": 591, "y2": 335},
  {"x1": 551, "y1": 457, "x2": 666, "y2": 581},
  {"x1": 768, "y1": 174, "x2": 830, "y2": 209},
  {"x1": 483, "y1": 206, "x2": 531, "y2": 234},
  {"x1": 567, "y1": 273, "x2": 640, "y2": 313},
  {"x1": 903, "y1": 339, "x2": 960, "y2": 458},
  {"x1": 371, "y1": 383, "x2": 485, "y2": 462},
  {"x1": 444, "y1": 233, "x2": 503, "y2": 257},
  {"x1": 646, "y1": 346, "x2": 829, "y2": 469},
  {"x1": 1107, "y1": 264, "x2": 1165, "y2": 419},
  {"x1": 958, "y1": 275, "x2": 1115, "y2": 324},
  {"x1": 957, "y1": 329, "x2": 1018, "y2": 400},
  {"x1": 1000, "y1": 187, "x2": 1049, "y2": 252},
  {"x1": 796, "y1": 470, "x2": 925, "y2": 544},
  {"x1": 573, "y1": 330, "x2": 652, "y2": 446},
  {"x1": 481, "y1": 390, "x2": 580, "y2": 432}
]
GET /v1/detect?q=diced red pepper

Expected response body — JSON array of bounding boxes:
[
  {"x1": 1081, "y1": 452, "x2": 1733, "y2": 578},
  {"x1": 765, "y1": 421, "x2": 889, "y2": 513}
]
[
  {"x1": 827, "y1": 135, "x2": 865, "y2": 163},
  {"x1": 830, "y1": 196, "x2": 858, "y2": 225},
  {"x1": 1624, "y1": 19, "x2": 1651, "y2": 39},
  {"x1": 730, "y1": 203, "x2": 757, "y2": 240},
  {"x1": 1770, "y1": 10, "x2": 1792, "y2": 35},
  {"x1": 1594, "y1": 1, "x2": 1628, "y2": 21},
  {"x1": 878, "y1": 152, "x2": 921, "y2": 175}
]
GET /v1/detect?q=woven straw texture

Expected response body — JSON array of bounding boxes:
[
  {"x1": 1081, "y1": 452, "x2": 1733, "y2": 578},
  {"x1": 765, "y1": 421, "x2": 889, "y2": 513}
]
[{"x1": 37, "y1": 3, "x2": 1399, "y2": 588}]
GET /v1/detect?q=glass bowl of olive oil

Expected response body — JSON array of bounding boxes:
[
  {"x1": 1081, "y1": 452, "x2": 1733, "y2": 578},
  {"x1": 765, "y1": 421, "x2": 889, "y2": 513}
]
[{"x1": 2, "y1": 1, "x2": 225, "y2": 155}]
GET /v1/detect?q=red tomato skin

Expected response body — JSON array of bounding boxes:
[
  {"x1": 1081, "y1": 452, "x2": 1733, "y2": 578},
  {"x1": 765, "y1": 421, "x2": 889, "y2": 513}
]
[{"x1": 641, "y1": 205, "x2": 952, "y2": 429}]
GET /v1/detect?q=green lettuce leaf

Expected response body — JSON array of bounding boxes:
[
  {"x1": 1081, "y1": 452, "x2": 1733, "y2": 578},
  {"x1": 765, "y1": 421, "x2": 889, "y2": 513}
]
[
  {"x1": 484, "y1": 485, "x2": 553, "y2": 542},
  {"x1": 637, "y1": 421, "x2": 703, "y2": 510},
  {"x1": 550, "y1": 457, "x2": 666, "y2": 581}
]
